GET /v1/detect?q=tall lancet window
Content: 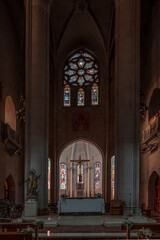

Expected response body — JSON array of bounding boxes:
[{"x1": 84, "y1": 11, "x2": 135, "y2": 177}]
[
  {"x1": 63, "y1": 49, "x2": 99, "y2": 107},
  {"x1": 77, "y1": 164, "x2": 84, "y2": 183},
  {"x1": 95, "y1": 162, "x2": 101, "y2": 189},
  {"x1": 111, "y1": 156, "x2": 115, "y2": 200},
  {"x1": 91, "y1": 83, "x2": 99, "y2": 105},
  {"x1": 60, "y1": 163, "x2": 67, "y2": 189},
  {"x1": 64, "y1": 85, "x2": 71, "y2": 106},
  {"x1": 78, "y1": 88, "x2": 85, "y2": 106}
]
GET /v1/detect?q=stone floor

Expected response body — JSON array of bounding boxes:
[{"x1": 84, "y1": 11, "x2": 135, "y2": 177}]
[{"x1": 20, "y1": 214, "x2": 157, "y2": 239}]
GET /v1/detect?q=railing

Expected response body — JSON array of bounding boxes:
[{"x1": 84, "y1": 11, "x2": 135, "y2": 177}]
[
  {"x1": 1, "y1": 122, "x2": 23, "y2": 155},
  {"x1": 143, "y1": 117, "x2": 160, "y2": 143}
]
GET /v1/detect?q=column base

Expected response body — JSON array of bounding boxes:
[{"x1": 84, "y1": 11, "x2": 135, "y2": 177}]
[
  {"x1": 123, "y1": 206, "x2": 142, "y2": 216},
  {"x1": 23, "y1": 199, "x2": 38, "y2": 217}
]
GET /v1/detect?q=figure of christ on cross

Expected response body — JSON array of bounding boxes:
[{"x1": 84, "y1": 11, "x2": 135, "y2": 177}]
[{"x1": 70, "y1": 155, "x2": 90, "y2": 190}]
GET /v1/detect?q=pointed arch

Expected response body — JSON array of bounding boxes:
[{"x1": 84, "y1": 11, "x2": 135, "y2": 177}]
[
  {"x1": 5, "y1": 175, "x2": 15, "y2": 204},
  {"x1": 58, "y1": 139, "x2": 103, "y2": 198},
  {"x1": 5, "y1": 96, "x2": 16, "y2": 131},
  {"x1": 148, "y1": 171, "x2": 159, "y2": 210}
]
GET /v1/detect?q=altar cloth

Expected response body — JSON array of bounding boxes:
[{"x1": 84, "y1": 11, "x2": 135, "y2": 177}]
[{"x1": 58, "y1": 198, "x2": 105, "y2": 214}]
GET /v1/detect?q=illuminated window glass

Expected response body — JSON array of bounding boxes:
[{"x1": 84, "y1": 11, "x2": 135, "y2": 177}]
[
  {"x1": 60, "y1": 163, "x2": 67, "y2": 189},
  {"x1": 77, "y1": 164, "x2": 83, "y2": 183},
  {"x1": 63, "y1": 49, "x2": 99, "y2": 107},
  {"x1": 111, "y1": 156, "x2": 115, "y2": 200},
  {"x1": 64, "y1": 85, "x2": 71, "y2": 106},
  {"x1": 91, "y1": 83, "x2": 99, "y2": 105},
  {"x1": 78, "y1": 88, "x2": 85, "y2": 106},
  {"x1": 48, "y1": 158, "x2": 51, "y2": 190},
  {"x1": 95, "y1": 162, "x2": 101, "y2": 189}
]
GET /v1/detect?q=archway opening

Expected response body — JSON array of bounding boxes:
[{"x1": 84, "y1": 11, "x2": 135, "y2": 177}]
[
  {"x1": 5, "y1": 175, "x2": 15, "y2": 204},
  {"x1": 148, "y1": 171, "x2": 159, "y2": 210},
  {"x1": 155, "y1": 176, "x2": 160, "y2": 211},
  {"x1": 59, "y1": 140, "x2": 103, "y2": 198},
  {"x1": 5, "y1": 96, "x2": 16, "y2": 131}
]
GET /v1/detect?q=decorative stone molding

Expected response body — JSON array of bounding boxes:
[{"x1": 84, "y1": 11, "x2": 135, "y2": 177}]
[{"x1": 76, "y1": 0, "x2": 88, "y2": 13}]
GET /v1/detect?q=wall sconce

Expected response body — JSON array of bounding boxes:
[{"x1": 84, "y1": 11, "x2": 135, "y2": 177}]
[{"x1": 16, "y1": 95, "x2": 25, "y2": 126}]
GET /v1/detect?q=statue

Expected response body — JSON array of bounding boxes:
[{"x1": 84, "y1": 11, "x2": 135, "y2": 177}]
[{"x1": 25, "y1": 169, "x2": 40, "y2": 197}]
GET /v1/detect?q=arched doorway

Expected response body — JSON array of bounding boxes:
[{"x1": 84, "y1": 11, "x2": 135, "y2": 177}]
[
  {"x1": 5, "y1": 175, "x2": 15, "y2": 204},
  {"x1": 59, "y1": 140, "x2": 103, "y2": 198},
  {"x1": 155, "y1": 177, "x2": 160, "y2": 211},
  {"x1": 148, "y1": 171, "x2": 159, "y2": 210}
]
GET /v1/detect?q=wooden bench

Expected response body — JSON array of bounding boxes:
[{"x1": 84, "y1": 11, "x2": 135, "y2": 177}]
[
  {"x1": 121, "y1": 223, "x2": 160, "y2": 239},
  {"x1": 0, "y1": 232, "x2": 32, "y2": 240},
  {"x1": 0, "y1": 222, "x2": 38, "y2": 240}
]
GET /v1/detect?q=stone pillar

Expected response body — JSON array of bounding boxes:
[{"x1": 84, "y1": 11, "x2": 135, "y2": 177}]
[
  {"x1": 115, "y1": 0, "x2": 141, "y2": 215},
  {"x1": 70, "y1": 162, "x2": 72, "y2": 198},
  {"x1": 25, "y1": 0, "x2": 50, "y2": 210},
  {"x1": 87, "y1": 163, "x2": 90, "y2": 197}
]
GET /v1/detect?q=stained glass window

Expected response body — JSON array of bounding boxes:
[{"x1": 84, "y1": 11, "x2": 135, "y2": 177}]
[
  {"x1": 60, "y1": 163, "x2": 67, "y2": 189},
  {"x1": 91, "y1": 83, "x2": 99, "y2": 105},
  {"x1": 95, "y1": 162, "x2": 101, "y2": 189},
  {"x1": 64, "y1": 85, "x2": 71, "y2": 107},
  {"x1": 48, "y1": 158, "x2": 51, "y2": 190},
  {"x1": 77, "y1": 164, "x2": 83, "y2": 183},
  {"x1": 63, "y1": 49, "x2": 99, "y2": 107},
  {"x1": 78, "y1": 88, "x2": 85, "y2": 106},
  {"x1": 111, "y1": 156, "x2": 115, "y2": 200}
]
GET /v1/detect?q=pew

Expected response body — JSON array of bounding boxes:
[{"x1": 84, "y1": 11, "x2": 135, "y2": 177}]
[
  {"x1": 0, "y1": 232, "x2": 32, "y2": 240},
  {"x1": 0, "y1": 222, "x2": 38, "y2": 240},
  {"x1": 121, "y1": 223, "x2": 160, "y2": 239}
]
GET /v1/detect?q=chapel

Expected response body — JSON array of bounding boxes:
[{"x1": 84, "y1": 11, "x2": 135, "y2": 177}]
[{"x1": 0, "y1": 0, "x2": 160, "y2": 230}]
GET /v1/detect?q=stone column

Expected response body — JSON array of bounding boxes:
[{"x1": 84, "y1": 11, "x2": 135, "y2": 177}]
[
  {"x1": 70, "y1": 162, "x2": 72, "y2": 198},
  {"x1": 115, "y1": 0, "x2": 141, "y2": 215},
  {"x1": 25, "y1": 0, "x2": 50, "y2": 210}
]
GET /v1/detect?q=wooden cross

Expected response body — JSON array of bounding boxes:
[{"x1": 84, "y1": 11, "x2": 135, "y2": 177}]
[{"x1": 70, "y1": 155, "x2": 90, "y2": 185}]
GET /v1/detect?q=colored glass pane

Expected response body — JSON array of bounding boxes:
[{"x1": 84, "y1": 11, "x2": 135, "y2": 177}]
[
  {"x1": 78, "y1": 77, "x2": 85, "y2": 86},
  {"x1": 77, "y1": 69, "x2": 85, "y2": 76},
  {"x1": 111, "y1": 156, "x2": 115, "y2": 200},
  {"x1": 91, "y1": 84, "x2": 99, "y2": 105},
  {"x1": 60, "y1": 163, "x2": 67, "y2": 190},
  {"x1": 84, "y1": 74, "x2": 93, "y2": 81},
  {"x1": 64, "y1": 66, "x2": 68, "y2": 70},
  {"x1": 85, "y1": 62, "x2": 93, "y2": 69},
  {"x1": 82, "y1": 52, "x2": 94, "y2": 59},
  {"x1": 69, "y1": 75, "x2": 78, "y2": 83},
  {"x1": 65, "y1": 70, "x2": 76, "y2": 76},
  {"x1": 64, "y1": 85, "x2": 71, "y2": 106},
  {"x1": 69, "y1": 63, "x2": 78, "y2": 70},
  {"x1": 77, "y1": 164, "x2": 83, "y2": 183},
  {"x1": 78, "y1": 88, "x2": 85, "y2": 106},
  {"x1": 95, "y1": 162, "x2": 101, "y2": 189},
  {"x1": 77, "y1": 59, "x2": 85, "y2": 68},
  {"x1": 87, "y1": 68, "x2": 96, "y2": 74},
  {"x1": 70, "y1": 53, "x2": 80, "y2": 60}
]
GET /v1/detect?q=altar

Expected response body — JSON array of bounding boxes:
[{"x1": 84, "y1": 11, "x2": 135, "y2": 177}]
[{"x1": 58, "y1": 198, "x2": 105, "y2": 214}]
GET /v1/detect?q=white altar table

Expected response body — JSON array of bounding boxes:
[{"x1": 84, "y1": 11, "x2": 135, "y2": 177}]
[{"x1": 58, "y1": 198, "x2": 105, "y2": 214}]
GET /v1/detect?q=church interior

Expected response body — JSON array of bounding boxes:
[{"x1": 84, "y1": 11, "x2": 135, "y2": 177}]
[{"x1": 0, "y1": 0, "x2": 160, "y2": 239}]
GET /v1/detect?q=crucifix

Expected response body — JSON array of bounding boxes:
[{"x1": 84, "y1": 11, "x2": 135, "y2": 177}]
[{"x1": 70, "y1": 155, "x2": 90, "y2": 190}]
